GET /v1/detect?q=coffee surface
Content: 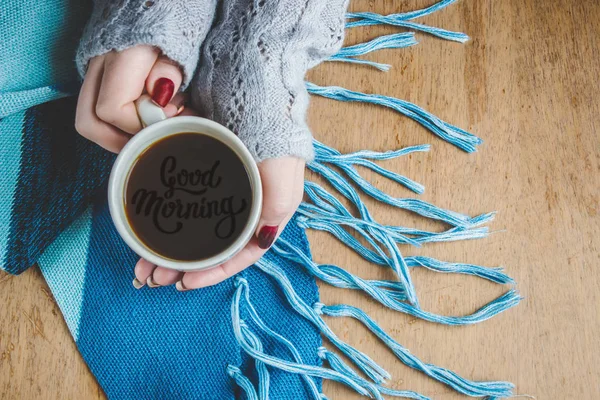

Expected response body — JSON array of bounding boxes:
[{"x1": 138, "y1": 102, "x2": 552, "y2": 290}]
[{"x1": 125, "y1": 133, "x2": 252, "y2": 261}]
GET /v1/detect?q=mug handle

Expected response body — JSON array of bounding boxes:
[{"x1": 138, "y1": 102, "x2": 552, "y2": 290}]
[{"x1": 135, "y1": 94, "x2": 167, "y2": 127}]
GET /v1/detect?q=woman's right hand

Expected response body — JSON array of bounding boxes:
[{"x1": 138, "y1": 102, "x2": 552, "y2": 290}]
[{"x1": 75, "y1": 45, "x2": 184, "y2": 153}]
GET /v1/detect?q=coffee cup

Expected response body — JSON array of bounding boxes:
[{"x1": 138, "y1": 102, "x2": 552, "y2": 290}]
[{"x1": 108, "y1": 95, "x2": 262, "y2": 272}]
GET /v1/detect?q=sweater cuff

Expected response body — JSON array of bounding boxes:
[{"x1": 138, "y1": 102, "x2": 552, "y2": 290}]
[
  {"x1": 244, "y1": 125, "x2": 315, "y2": 163},
  {"x1": 76, "y1": 0, "x2": 217, "y2": 88},
  {"x1": 192, "y1": 0, "x2": 348, "y2": 163}
]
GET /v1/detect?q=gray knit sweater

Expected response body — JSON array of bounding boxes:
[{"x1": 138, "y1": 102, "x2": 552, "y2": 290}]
[{"x1": 76, "y1": 0, "x2": 349, "y2": 162}]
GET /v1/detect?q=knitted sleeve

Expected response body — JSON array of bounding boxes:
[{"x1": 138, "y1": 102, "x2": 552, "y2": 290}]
[
  {"x1": 76, "y1": 0, "x2": 218, "y2": 88},
  {"x1": 192, "y1": 0, "x2": 350, "y2": 162}
]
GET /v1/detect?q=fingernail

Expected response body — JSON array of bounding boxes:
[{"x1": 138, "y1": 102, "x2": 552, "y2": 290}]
[
  {"x1": 152, "y1": 78, "x2": 174, "y2": 107},
  {"x1": 257, "y1": 225, "x2": 278, "y2": 249},
  {"x1": 132, "y1": 278, "x2": 145, "y2": 289},
  {"x1": 146, "y1": 276, "x2": 161, "y2": 288},
  {"x1": 176, "y1": 280, "x2": 191, "y2": 292}
]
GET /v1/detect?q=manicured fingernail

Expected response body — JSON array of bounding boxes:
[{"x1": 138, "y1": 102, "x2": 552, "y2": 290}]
[
  {"x1": 176, "y1": 280, "x2": 191, "y2": 292},
  {"x1": 257, "y1": 225, "x2": 278, "y2": 249},
  {"x1": 132, "y1": 278, "x2": 145, "y2": 289},
  {"x1": 146, "y1": 276, "x2": 161, "y2": 288},
  {"x1": 152, "y1": 78, "x2": 174, "y2": 107}
]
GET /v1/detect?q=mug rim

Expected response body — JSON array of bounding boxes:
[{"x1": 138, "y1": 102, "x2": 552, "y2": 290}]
[{"x1": 108, "y1": 115, "x2": 263, "y2": 272}]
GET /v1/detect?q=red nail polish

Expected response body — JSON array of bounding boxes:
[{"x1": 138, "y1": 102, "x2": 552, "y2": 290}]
[
  {"x1": 257, "y1": 226, "x2": 278, "y2": 249},
  {"x1": 152, "y1": 78, "x2": 174, "y2": 107}
]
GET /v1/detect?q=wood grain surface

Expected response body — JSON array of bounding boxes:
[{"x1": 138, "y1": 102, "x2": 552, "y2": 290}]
[{"x1": 1, "y1": 1, "x2": 599, "y2": 399}]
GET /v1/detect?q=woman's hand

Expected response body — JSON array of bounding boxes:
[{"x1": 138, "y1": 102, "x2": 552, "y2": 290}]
[
  {"x1": 75, "y1": 45, "x2": 184, "y2": 153},
  {"x1": 76, "y1": 46, "x2": 305, "y2": 291},
  {"x1": 133, "y1": 155, "x2": 305, "y2": 291}
]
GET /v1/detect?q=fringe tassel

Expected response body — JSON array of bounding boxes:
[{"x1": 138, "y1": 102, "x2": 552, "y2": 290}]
[
  {"x1": 318, "y1": 348, "x2": 430, "y2": 400},
  {"x1": 241, "y1": 327, "x2": 270, "y2": 400},
  {"x1": 274, "y1": 239, "x2": 410, "y2": 303},
  {"x1": 239, "y1": 276, "x2": 326, "y2": 400},
  {"x1": 284, "y1": 224, "x2": 512, "y2": 284},
  {"x1": 346, "y1": 0, "x2": 469, "y2": 43},
  {"x1": 302, "y1": 180, "x2": 493, "y2": 242},
  {"x1": 302, "y1": 176, "x2": 421, "y2": 306},
  {"x1": 306, "y1": 83, "x2": 483, "y2": 153},
  {"x1": 302, "y1": 181, "x2": 493, "y2": 245},
  {"x1": 308, "y1": 160, "x2": 476, "y2": 227},
  {"x1": 315, "y1": 304, "x2": 515, "y2": 398},
  {"x1": 298, "y1": 212, "x2": 490, "y2": 247},
  {"x1": 300, "y1": 142, "x2": 520, "y2": 322},
  {"x1": 310, "y1": 141, "x2": 485, "y2": 226},
  {"x1": 303, "y1": 141, "x2": 495, "y2": 308},
  {"x1": 351, "y1": 0, "x2": 459, "y2": 22},
  {"x1": 329, "y1": 33, "x2": 418, "y2": 71},
  {"x1": 231, "y1": 277, "x2": 379, "y2": 398},
  {"x1": 227, "y1": 365, "x2": 259, "y2": 400},
  {"x1": 300, "y1": 186, "x2": 511, "y2": 284},
  {"x1": 301, "y1": 140, "x2": 502, "y2": 310},
  {"x1": 248, "y1": 262, "x2": 392, "y2": 384},
  {"x1": 313, "y1": 139, "x2": 428, "y2": 195},
  {"x1": 273, "y1": 240, "x2": 520, "y2": 326},
  {"x1": 247, "y1": 259, "x2": 517, "y2": 398}
]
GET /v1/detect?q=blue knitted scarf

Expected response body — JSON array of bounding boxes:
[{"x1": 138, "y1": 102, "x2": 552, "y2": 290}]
[{"x1": 0, "y1": 1, "x2": 520, "y2": 399}]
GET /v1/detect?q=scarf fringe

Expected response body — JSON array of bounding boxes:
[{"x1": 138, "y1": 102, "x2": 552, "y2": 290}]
[
  {"x1": 329, "y1": 32, "x2": 418, "y2": 71},
  {"x1": 307, "y1": 84, "x2": 483, "y2": 153},
  {"x1": 316, "y1": 304, "x2": 514, "y2": 397},
  {"x1": 231, "y1": 277, "x2": 373, "y2": 398},
  {"x1": 228, "y1": 1, "x2": 520, "y2": 398},
  {"x1": 227, "y1": 365, "x2": 260, "y2": 400},
  {"x1": 318, "y1": 347, "x2": 428, "y2": 400},
  {"x1": 346, "y1": 0, "x2": 469, "y2": 43},
  {"x1": 233, "y1": 258, "x2": 516, "y2": 399},
  {"x1": 239, "y1": 277, "x2": 325, "y2": 399},
  {"x1": 273, "y1": 238, "x2": 518, "y2": 324}
]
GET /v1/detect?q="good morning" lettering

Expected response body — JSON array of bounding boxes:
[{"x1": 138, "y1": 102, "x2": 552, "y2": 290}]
[{"x1": 130, "y1": 156, "x2": 247, "y2": 238}]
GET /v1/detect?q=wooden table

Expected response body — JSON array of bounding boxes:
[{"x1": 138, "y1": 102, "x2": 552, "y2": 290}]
[{"x1": 2, "y1": 1, "x2": 599, "y2": 398}]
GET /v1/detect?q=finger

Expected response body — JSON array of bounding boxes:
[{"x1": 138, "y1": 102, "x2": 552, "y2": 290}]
[
  {"x1": 255, "y1": 157, "x2": 305, "y2": 250},
  {"x1": 133, "y1": 258, "x2": 157, "y2": 289},
  {"x1": 96, "y1": 46, "x2": 159, "y2": 134},
  {"x1": 163, "y1": 92, "x2": 188, "y2": 118},
  {"x1": 75, "y1": 56, "x2": 131, "y2": 153},
  {"x1": 176, "y1": 208, "x2": 297, "y2": 291},
  {"x1": 177, "y1": 106, "x2": 200, "y2": 117},
  {"x1": 149, "y1": 266, "x2": 183, "y2": 287},
  {"x1": 146, "y1": 55, "x2": 183, "y2": 107},
  {"x1": 176, "y1": 239, "x2": 266, "y2": 291}
]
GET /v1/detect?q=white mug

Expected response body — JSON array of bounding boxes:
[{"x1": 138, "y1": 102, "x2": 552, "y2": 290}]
[{"x1": 108, "y1": 95, "x2": 262, "y2": 272}]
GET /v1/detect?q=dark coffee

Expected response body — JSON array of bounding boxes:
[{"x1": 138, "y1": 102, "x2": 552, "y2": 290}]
[{"x1": 125, "y1": 133, "x2": 252, "y2": 261}]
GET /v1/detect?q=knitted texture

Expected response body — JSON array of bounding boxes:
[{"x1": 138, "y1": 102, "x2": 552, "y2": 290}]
[
  {"x1": 1, "y1": 99, "x2": 114, "y2": 275},
  {"x1": 76, "y1": 0, "x2": 348, "y2": 162},
  {"x1": 193, "y1": 0, "x2": 349, "y2": 162},
  {"x1": 0, "y1": 1, "x2": 90, "y2": 117},
  {"x1": 76, "y1": 0, "x2": 218, "y2": 87}
]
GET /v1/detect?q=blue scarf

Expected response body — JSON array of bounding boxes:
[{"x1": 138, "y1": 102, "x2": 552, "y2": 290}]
[{"x1": 0, "y1": 1, "x2": 520, "y2": 399}]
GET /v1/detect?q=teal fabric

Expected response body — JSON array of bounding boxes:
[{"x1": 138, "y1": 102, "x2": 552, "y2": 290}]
[{"x1": 0, "y1": 1, "x2": 90, "y2": 117}]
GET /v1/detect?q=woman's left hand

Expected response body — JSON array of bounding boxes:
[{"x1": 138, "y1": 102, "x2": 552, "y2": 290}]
[{"x1": 133, "y1": 156, "x2": 305, "y2": 291}]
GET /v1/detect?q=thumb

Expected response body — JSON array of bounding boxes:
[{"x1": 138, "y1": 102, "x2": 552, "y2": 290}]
[
  {"x1": 146, "y1": 55, "x2": 183, "y2": 110},
  {"x1": 256, "y1": 157, "x2": 305, "y2": 249}
]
